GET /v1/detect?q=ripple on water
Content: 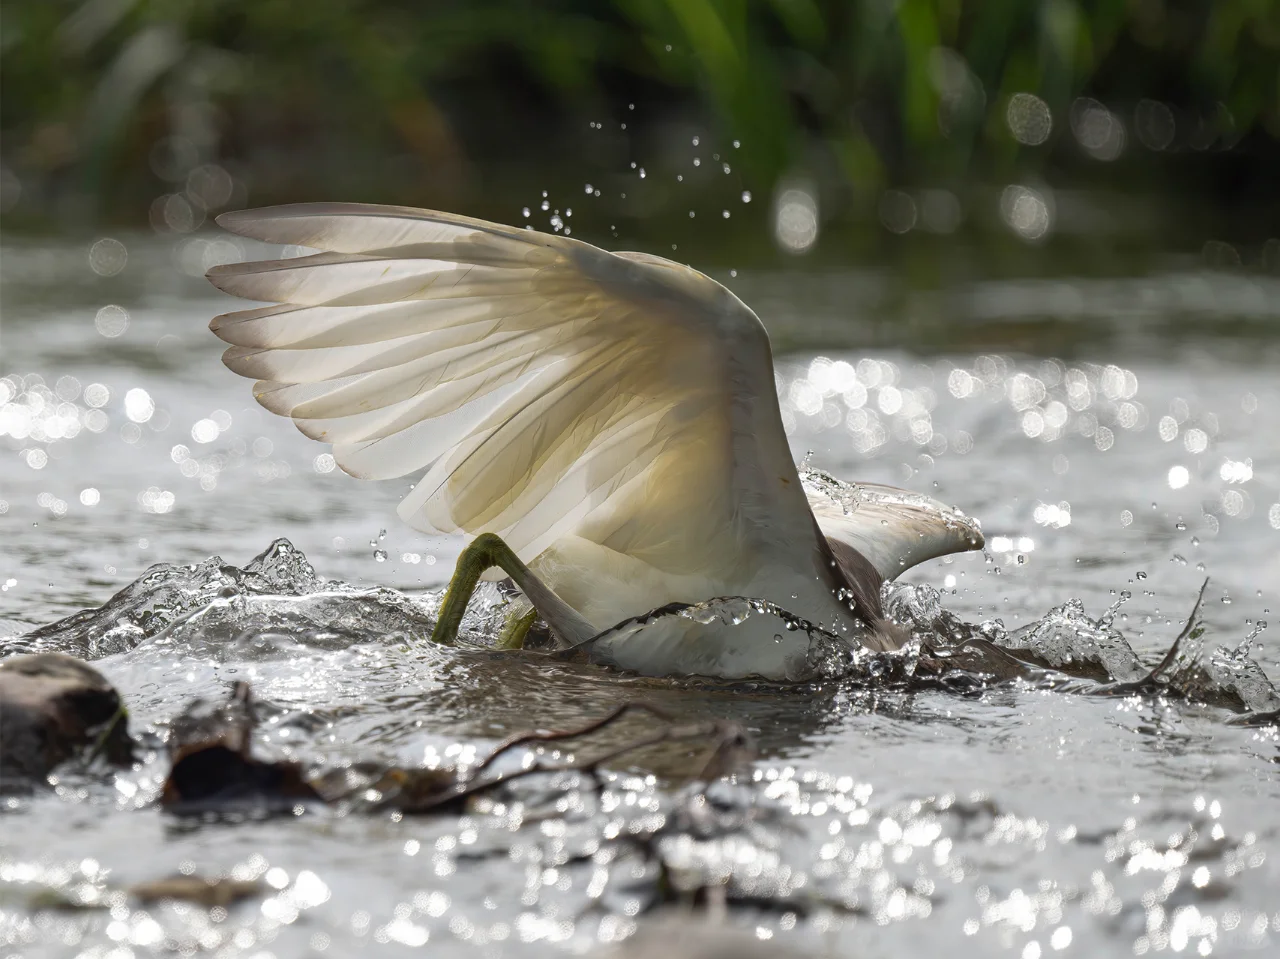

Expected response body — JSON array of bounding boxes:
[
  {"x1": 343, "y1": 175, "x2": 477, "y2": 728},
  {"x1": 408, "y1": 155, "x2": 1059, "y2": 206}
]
[{"x1": 2, "y1": 569, "x2": 1277, "y2": 956}]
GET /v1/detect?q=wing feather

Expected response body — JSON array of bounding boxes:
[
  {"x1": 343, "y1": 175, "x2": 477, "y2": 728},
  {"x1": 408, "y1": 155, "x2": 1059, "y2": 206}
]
[
  {"x1": 215, "y1": 203, "x2": 532, "y2": 252},
  {"x1": 209, "y1": 204, "x2": 819, "y2": 586},
  {"x1": 805, "y1": 474, "x2": 985, "y2": 581},
  {"x1": 211, "y1": 300, "x2": 519, "y2": 349}
]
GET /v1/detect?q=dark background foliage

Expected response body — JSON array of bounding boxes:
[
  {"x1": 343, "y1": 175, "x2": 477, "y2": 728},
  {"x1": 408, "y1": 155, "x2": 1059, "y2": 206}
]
[{"x1": 3, "y1": 0, "x2": 1278, "y2": 267}]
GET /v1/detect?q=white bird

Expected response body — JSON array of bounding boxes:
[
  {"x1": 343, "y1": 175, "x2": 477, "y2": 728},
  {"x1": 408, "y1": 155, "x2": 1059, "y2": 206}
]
[{"x1": 207, "y1": 204, "x2": 983, "y2": 680}]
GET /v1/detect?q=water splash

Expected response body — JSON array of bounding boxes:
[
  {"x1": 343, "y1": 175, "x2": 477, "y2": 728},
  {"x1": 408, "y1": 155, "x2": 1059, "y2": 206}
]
[
  {"x1": 1094, "y1": 582, "x2": 1280, "y2": 712},
  {"x1": 882, "y1": 577, "x2": 1279, "y2": 713},
  {"x1": 10, "y1": 542, "x2": 1276, "y2": 716},
  {"x1": 569, "y1": 596, "x2": 884, "y2": 683},
  {"x1": 1003, "y1": 597, "x2": 1146, "y2": 682},
  {"x1": 7, "y1": 539, "x2": 437, "y2": 659}
]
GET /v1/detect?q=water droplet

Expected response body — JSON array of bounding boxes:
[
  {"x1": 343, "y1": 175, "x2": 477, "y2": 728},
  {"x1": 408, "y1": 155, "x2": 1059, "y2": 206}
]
[
  {"x1": 374, "y1": 549, "x2": 387, "y2": 563},
  {"x1": 741, "y1": 190, "x2": 752, "y2": 203},
  {"x1": 1136, "y1": 571, "x2": 1148, "y2": 580}
]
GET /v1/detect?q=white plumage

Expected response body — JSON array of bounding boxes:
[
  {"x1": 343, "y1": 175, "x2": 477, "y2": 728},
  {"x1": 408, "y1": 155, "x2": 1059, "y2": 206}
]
[{"x1": 209, "y1": 203, "x2": 982, "y2": 677}]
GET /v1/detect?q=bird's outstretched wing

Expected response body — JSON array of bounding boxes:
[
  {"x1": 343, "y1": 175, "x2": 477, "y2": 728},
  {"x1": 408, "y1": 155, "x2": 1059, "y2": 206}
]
[{"x1": 208, "y1": 203, "x2": 818, "y2": 577}]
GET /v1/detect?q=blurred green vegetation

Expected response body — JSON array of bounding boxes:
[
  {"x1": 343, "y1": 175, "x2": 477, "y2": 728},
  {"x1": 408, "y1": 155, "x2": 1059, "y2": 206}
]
[{"x1": 1, "y1": 0, "x2": 1278, "y2": 263}]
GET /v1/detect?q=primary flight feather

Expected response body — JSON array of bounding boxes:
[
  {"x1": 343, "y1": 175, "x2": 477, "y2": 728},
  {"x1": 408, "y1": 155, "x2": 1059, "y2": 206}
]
[{"x1": 208, "y1": 203, "x2": 983, "y2": 678}]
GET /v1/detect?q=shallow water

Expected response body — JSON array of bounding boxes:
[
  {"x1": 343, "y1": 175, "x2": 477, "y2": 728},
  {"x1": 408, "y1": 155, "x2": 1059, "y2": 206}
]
[{"x1": 1, "y1": 236, "x2": 1278, "y2": 957}]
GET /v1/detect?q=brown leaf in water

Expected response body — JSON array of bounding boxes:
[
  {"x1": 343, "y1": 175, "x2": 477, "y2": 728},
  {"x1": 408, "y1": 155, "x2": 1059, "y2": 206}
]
[{"x1": 129, "y1": 875, "x2": 265, "y2": 907}]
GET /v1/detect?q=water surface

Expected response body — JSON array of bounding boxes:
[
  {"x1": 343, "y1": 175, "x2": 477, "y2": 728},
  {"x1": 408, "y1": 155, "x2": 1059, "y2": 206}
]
[{"x1": 1, "y1": 236, "x2": 1278, "y2": 957}]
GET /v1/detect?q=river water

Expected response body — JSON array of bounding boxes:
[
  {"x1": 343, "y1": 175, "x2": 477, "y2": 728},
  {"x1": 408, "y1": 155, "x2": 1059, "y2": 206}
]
[{"x1": 1, "y1": 235, "x2": 1278, "y2": 957}]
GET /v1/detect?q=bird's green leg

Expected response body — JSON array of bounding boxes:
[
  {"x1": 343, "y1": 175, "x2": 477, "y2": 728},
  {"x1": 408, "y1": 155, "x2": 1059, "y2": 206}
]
[
  {"x1": 431, "y1": 534, "x2": 502, "y2": 646},
  {"x1": 429, "y1": 532, "x2": 596, "y2": 648},
  {"x1": 496, "y1": 604, "x2": 538, "y2": 650}
]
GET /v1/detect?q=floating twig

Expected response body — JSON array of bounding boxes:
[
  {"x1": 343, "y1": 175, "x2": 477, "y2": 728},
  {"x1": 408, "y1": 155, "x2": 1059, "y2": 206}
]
[{"x1": 1089, "y1": 578, "x2": 1210, "y2": 698}]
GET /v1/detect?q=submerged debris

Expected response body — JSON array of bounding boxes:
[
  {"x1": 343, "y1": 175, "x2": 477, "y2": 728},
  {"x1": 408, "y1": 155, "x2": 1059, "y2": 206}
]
[
  {"x1": 318, "y1": 701, "x2": 751, "y2": 815},
  {"x1": 14, "y1": 875, "x2": 266, "y2": 912},
  {"x1": 128, "y1": 875, "x2": 265, "y2": 907},
  {"x1": 161, "y1": 688, "x2": 752, "y2": 818},
  {"x1": 883, "y1": 577, "x2": 1280, "y2": 714},
  {"x1": 1089, "y1": 580, "x2": 1280, "y2": 712},
  {"x1": 0, "y1": 652, "x2": 133, "y2": 787},
  {"x1": 601, "y1": 913, "x2": 814, "y2": 958},
  {"x1": 1226, "y1": 707, "x2": 1280, "y2": 728},
  {"x1": 162, "y1": 681, "x2": 321, "y2": 815}
]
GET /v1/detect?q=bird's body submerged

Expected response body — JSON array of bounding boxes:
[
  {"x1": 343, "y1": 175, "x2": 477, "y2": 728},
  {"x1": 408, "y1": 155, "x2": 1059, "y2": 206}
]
[{"x1": 208, "y1": 203, "x2": 983, "y2": 678}]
